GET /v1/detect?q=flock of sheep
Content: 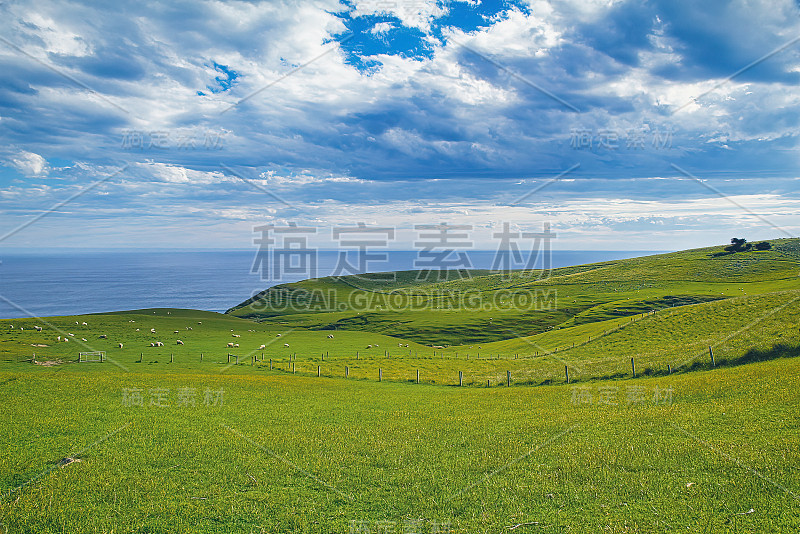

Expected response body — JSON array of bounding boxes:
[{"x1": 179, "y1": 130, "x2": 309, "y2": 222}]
[{"x1": 15, "y1": 318, "x2": 410, "y2": 353}]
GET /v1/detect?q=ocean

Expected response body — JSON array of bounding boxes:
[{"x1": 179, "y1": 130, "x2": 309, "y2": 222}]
[{"x1": 0, "y1": 250, "x2": 663, "y2": 319}]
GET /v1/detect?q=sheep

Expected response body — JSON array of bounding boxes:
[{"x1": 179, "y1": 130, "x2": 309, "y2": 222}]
[
  {"x1": 118, "y1": 343, "x2": 123, "y2": 348},
  {"x1": 156, "y1": 341, "x2": 164, "y2": 347},
  {"x1": 82, "y1": 322, "x2": 87, "y2": 326},
  {"x1": 259, "y1": 344, "x2": 266, "y2": 350},
  {"x1": 176, "y1": 340, "x2": 184, "y2": 345},
  {"x1": 34, "y1": 326, "x2": 42, "y2": 332},
  {"x1": 276, "y1": 333, "x2": 281, "y2": 337},
  {"x1": 366, "y1": 345, "x2": 372, "y2": 349},
  {"x1": 81, "y1": 338, "x2": 87, "y2": 342},
  {"x1": 233, "y1": 343, "x2": 239, "y2": 348},
  {"x1": 232, "y1": 334, "x2": 240, "y2": 338},
  {"x1": 57, "y1": 336, "x2": 61, "y2": 341},
  {"x1": 99, "y1": 334, "x2": 107, "y2": 339},
  {"x1": 75, "y1": 321, "x2": 79, "y2": 325},
  {"x1": 150, "y1": 328, "x2": 156, "y2": 333},
  {"x1": 197, "y1": 322, "x2": 202, "y2": 325},
  {"x1": 63, "y1": 338, "x2": 69, "y2": 342},
  {"x1": 68, "y1": 333, "x2": 75, "y2": 337},
  {"x1": 283, "y1": 343, "x2": 289, "y2": 348},
  {"x1": 150, "y1": 343, "x2": 155, "y2": 347},
  {"x1": 173, "y1": 330, "x2": 179, "y2": 334},
  {"x1": 227, "y1": 342, "x2": 235, "y2": 348},
  {"x1": 135, "y1": 328, "x2": 140, "y2": 331},
  {"x1": 327, "y1": 334, "x2": 334, "y2": 339}
]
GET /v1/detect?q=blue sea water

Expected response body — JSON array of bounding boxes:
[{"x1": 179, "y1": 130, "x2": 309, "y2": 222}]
[{"x1": 0, "y1": 250, "x2": 663, "y2": 319}]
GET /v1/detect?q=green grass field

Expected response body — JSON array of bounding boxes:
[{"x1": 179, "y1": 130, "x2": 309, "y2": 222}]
[{"x1": 1, "y1": 240, "x2": 799, "y2": 532}]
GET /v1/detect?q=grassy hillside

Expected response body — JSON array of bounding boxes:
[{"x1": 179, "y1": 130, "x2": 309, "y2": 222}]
[
  {"x1": 227, "y1": 238, "x2": 800, "y2": 346},
  {"x1": 1, "y1": 240, "x2": 799, "y2": 532}
]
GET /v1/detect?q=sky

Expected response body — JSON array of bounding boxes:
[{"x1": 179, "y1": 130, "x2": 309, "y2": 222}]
[{"x1": 0, "y1": 0, "x2": 798, "y2": 251}]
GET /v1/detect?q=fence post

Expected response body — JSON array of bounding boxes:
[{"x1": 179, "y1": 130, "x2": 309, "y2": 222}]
[
  {"x1": 487, "y1": 379, "x2": 490, "y2": 388},
  {"x1": 507, "y1": 370, "x2": 511, "y2": 387},
  {"x1": 459, "y1": 371, "x2": 463, "y2": 387},
  {"x1": 565, "y1": 365, "x2": 569, "y2": 384},
  {"x1": 631, "y1": 357, "x2": 636, "y2": 378},
  {"x1": 200, "y1": 353, "x2": 203, "y2": 362},
  {"x1": 345, "y1": 366, "x2": 349, "y2": 378},
  {"x1": 170, "y1": 353, "x2": 173, "y2": 363},
  {"x1": 235, "y1": 355, "x2": 238, "y2": 365},
  {"x1": 292, "y1": 362, "x2": 295, "y2": 374},
  {"x1": 709, "y1": 346, "x2": 715, "y2": 367},
  {"x1": 317, "y1": 365, "x2": 321, "y2": 377},
  {"x1": 270, "y1": 358, "x2": 273, "y2": 370},
  {"x1": 416, "y1": 369, "x2": 420, "y2": 384},
  {"x1": 227, "y1": 354, "x2": 230, "y2": 363},
  {"x1": 379, "y1": 368, "x2": 382, "y2": 382},
  {"x1": 356, "y1": 351, "x2": 359, "y2": 360},
  {"x1": 667, "y1": 364, "x2": 672, "y2": 374},
  {"x1": 139, "y1": 353, "x2": 143, "y2": 363}
]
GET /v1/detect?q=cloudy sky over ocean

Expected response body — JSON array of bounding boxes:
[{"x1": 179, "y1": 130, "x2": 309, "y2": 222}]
[{"x1": 0, "y1": 0, "x2": 798, "y2": 250}]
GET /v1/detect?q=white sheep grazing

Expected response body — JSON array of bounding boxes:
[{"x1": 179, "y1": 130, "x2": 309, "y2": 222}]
[
  {"x1": 283, "y1": 343, "x2": 289, "y2": 348},
  {"x1": 197, "y1": 322, "x2": 202, "y2": 325},
  {"x1": 176, "y1": 340, "x2": 184, "y2": 345},
  {"x1": 63, "y1": 338, "x2": 69, "y2": 342},
  {"x1": 156, "y1": 341, "x2": 164, "y2": 347},
  {"x1": 259, "y1": 344, "x2": 266, "y2": 350},
  {"x1": 232, "y1": 334, "x2": 240, "y2": 338},
  {"x1": 99, "y1": 334, "x2": 107, "y2": 339},
  {"x1": 34, "y1": 326, "x2": 42, "y2": 331},
  {"x1": 327, "y1": 334, "x2": 334, "y2": 339},
  {"x1": 227, "y1": 342, "x2": 235, "y2": 348},
  {"x1": 82, "y1": 322, "x2": 87, "y2": 326},
  {"x1": 118, "y1": 343, "x2": 123, "y2": 348},
  {"x1": 276, "y1": 333, "x2": 281, "y2": 337},
  {"x1": 173, "y1": 330, "x2": 179, "y2": 334},
  {"x1": 81, "y1": 338, "x2": 87, "y2": 342},
  {"x1": 68, "y1": 333, "x2": 75, "y2": 337},
  {"x1": 233, "y1": 343, "x2": 239, "y2": 348},
  {"x1": 366, "y1": 345, "x2": 372, "y2": 349},
  {"x1": 135, "y1": 328, "x2": 140, "y2": 331},
  {"x1": 150, "y1": 328, "x2": 156, "y2": 333},
  {"x1": 75, "y1": 321, "x2": 79, "y2": 325},
  {"x1": 57, "y1": 336, "x2": 61, "y2": 341}
]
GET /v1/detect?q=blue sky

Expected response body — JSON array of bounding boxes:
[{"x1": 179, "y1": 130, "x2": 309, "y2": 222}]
[{"x1": 0, "y1": 0, "x2": 798, "y2": 250}]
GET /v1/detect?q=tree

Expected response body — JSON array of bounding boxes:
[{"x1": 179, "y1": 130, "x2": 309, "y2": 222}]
[
  {"x1": 754, "y1": 241, "x2": 772, "y2": 250},
  {"x1": 724, "y1": 238, "x2": 750, "y2": 253}
]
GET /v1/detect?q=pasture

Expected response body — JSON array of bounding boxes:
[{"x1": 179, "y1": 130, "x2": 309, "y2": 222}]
[{"x1": 1, "y1": 240, "x2": 799, "y2": 532}]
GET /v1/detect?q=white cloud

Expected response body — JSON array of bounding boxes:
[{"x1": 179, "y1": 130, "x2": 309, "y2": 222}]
[{"x1": 5, "y1": 150, "x2": 50, "y2": 177}]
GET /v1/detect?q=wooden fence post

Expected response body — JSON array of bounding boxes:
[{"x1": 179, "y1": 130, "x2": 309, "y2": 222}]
[
  {"x1": 631, "y1": 357, "x2": 636, "y2": 378},
  {"x1": 235, "y1": 355, "x2": 238, "y2": 365},
  {"x1": 317, "y1": 365, "x2": 321, "y2": 377},
  {"x1": 459, "y1": 371, "x2": 463, "y2": 387},
  {"x1": 507, "y1": 370, "x2": 511, "y2": 387},
  {"x1": 227, "y1": 354, "x2": 230, "y2": 363},
  {"x1": 709, "y1": 346, "x2": 715, "y2": 367},
  {"x1": 345, "y1": 366, "x2": 349, "y2": 378},
  {"x1": 200, "y1": 353, "x2": 203, "y2": 362},
  {"x1": 270, "y1": 358, "x2": 273, "y2": 370},
  {"x1": 170, "y1": 353, "x2": 173, "y2": 363},
  {"x1": 668, "y1": 364, "x2": 672, "y2": 374},
  {"x1": 416, "y1": 369, "x2": 420, "y2": 384},
  {"x1": 379, "y1": 368, "x2": 382, "y2": 382}
]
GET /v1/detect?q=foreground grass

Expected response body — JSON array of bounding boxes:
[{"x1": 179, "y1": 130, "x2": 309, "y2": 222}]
[{"x1": 1, "y1": 357, "x2": 799, "y2": 533}]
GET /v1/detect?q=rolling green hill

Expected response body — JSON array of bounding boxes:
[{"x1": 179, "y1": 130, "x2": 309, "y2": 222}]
[
  {"x1": 2, "y1": 240, "x2": 800, "y2": 532},
  {"x1": 227, "y1": 238, "x2": 800, "y2": 346}
]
